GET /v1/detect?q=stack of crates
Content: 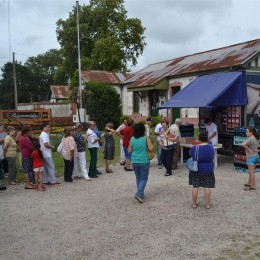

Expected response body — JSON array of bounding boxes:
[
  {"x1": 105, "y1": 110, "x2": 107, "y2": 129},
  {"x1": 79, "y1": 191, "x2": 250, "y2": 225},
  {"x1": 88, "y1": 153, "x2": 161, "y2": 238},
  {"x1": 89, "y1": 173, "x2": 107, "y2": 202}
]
[
  {"x1": 180, "y1": 124, "x2": 195, "y2": 162},
  {"x1": 233, "y1": 127, "x2": 260, "y2": 173}
]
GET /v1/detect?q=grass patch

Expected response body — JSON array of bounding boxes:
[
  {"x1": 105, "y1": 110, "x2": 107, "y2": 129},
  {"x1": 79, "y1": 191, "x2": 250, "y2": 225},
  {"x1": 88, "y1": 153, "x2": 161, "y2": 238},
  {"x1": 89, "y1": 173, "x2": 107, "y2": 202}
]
[{"x1": 214, "y1": 233, "x2": 260, "y2": 260}]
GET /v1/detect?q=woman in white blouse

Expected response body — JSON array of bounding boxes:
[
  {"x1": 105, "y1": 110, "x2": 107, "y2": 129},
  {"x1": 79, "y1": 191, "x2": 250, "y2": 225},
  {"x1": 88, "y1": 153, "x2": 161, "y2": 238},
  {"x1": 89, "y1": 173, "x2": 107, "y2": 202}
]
[{"x1": 61, "y1": 127, "x2": 77, "y2": 182}]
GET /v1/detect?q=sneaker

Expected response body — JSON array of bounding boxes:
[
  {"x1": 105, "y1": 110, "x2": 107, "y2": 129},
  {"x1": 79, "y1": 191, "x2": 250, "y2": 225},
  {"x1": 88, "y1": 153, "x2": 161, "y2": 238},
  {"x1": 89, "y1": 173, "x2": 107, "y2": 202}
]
[
  {"x1": 84, "y1": 177, "x2": 92, "y2": 181},
  {"x1": 120, "y1": 162, "x2": 126, "y2": 166},
  {"x1": 0, "y1": 185, "x2": 7, "y2": 190},
  {"x1": 10, "y1": 181, "x2": 16, "y2": 185},
  {"x1": 97, "y1": 170, "x2": 102, "y2": 175},
  {"x1": 158, "y1": 165, "x2": 162, "y2": 169},
  {"x1": 135, "y1": 196, "x2": 143, "y2": 203},
  {"x1": 51, "y1": 182, "x2": 61, "y2": 186}
]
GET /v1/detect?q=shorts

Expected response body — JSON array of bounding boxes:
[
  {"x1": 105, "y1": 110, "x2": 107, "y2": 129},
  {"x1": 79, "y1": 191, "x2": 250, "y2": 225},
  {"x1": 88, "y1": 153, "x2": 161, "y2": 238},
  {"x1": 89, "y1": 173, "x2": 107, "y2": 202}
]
[
  {"x1": 123, "y1": 146, "x2": 131, "y2": 160},
  {"x1": 33, "y1": 167, "x2": 44, "y2": 172},
  {"x1": 246, "y1": 155, "x2": 259, "y2": 165}
]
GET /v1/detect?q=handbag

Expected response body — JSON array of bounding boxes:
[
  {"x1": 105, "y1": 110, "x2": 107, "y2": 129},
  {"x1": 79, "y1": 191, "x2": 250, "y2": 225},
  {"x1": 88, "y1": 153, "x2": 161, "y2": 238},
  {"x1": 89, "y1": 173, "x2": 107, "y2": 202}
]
[
  {"x1": 148, "y1": 150, "x2": 155, "y2": 160},
  {"x1": 57, "y1": 138, "x2": 64, "y2": 154},
  {"x1": 147, "y1": 137, "x2": 155, "y2": 160},
  {"x1": 186, "y1": 145, "x2": 199, "y2": 172}
]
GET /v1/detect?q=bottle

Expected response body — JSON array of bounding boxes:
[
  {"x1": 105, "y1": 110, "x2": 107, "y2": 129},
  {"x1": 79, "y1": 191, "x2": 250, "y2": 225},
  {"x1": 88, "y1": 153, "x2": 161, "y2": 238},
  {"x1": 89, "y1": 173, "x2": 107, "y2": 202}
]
[{"x1": 249, "y1": 117, "x2": 255, "y2": 127}]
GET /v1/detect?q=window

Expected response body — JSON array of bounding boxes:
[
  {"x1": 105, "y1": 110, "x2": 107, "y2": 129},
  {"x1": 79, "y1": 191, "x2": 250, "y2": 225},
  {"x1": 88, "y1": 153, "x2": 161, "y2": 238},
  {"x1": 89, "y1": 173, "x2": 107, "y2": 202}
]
[{"x1": 133, "y1": 92, "x2": 139, "y2": 112}]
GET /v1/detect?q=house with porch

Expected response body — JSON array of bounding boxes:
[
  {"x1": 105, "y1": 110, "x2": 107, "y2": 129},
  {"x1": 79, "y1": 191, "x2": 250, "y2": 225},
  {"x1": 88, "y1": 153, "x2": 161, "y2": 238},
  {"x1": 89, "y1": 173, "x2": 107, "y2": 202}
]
[{"x1": 124, "y1": 38, "x2": 260, "y2": 125}]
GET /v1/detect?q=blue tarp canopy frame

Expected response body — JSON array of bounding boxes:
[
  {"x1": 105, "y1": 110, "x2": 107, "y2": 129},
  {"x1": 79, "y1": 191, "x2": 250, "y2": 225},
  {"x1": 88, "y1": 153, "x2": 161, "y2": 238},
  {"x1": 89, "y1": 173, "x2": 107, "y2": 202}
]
[{"x1": 158, "y1": 71, "x2": 248, "y2": 109}]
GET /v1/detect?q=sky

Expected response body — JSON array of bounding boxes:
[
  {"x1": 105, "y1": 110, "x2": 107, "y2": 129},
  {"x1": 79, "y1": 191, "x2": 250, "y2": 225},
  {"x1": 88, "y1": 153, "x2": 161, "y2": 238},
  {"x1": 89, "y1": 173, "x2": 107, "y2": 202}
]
[{"x1": 1, "y1": 0, "x2": 260, "y2": 72}]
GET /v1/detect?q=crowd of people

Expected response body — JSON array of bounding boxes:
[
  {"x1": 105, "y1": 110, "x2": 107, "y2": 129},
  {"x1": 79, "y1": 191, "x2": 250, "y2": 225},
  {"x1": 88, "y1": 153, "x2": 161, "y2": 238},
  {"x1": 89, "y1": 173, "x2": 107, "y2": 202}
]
[{"x1": 0, "y1": 118, "x2": 259, "y2": 209}]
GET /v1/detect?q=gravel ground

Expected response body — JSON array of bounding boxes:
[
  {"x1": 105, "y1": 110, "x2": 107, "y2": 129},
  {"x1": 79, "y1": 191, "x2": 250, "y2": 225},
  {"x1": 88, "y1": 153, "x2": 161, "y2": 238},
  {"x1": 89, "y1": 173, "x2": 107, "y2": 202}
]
[{"x1": 0, "y1": 155, "x2": 260, "y2": 260}]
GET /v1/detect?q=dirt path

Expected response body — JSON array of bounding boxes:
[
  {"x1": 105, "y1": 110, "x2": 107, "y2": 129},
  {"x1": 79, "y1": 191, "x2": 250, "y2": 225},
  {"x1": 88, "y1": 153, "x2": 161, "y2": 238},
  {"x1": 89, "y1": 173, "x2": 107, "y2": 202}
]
[{"x1": 0, "y1": 155, "x2": 260, "y2": 260}]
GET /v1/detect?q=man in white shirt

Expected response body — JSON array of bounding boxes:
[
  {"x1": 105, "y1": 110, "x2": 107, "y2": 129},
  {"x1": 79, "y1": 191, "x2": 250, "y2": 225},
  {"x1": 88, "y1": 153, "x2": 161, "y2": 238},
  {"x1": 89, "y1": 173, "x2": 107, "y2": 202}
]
[
  {"x1": 205, "y1": 118, "x2": 218, "y2": 145},
  {"x1": 40, "y1": 123, "x2": 60, "y2": 185},
  {"x1": 170, "y1": 118, "x2": 182, "y2": 170}
]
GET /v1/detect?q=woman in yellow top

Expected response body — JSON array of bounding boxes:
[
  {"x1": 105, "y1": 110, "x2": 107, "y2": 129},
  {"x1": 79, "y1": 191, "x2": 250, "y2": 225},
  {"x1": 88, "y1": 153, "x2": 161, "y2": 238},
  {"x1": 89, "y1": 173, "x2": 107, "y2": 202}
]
[{"x1": 3, "y1": 126, "x2": 17, "y2": 185}]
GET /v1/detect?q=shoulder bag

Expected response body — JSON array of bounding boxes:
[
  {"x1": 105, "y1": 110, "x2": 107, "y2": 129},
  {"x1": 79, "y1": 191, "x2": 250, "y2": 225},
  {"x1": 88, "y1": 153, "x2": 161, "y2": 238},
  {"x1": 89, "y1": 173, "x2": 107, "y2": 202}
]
[{"x1": 186, "y1": 145, "x2": 199, "y2": 172}]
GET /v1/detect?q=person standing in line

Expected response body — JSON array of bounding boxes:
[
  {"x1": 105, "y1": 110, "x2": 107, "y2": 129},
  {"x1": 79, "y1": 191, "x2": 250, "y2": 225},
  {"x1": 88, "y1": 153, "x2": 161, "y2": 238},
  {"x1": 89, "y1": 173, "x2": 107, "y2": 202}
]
[
  {"x1": 116, "y1": 119, "x2": 127, "y2": 166},
  {"x1": 39, "y1": 123, "x2": 60, "y2": 186},
  {"x1": 205, "y1": 118, "x2": 218, "y2": 145},
  {"x1": 0, "y1": 125, "x2": 8, "y2": 177},
  {"x1": 242, "y1": 127, "x2": 259, "y2": 191},
  {"x1": 154, "y1": 118, "x2": 167, "y2": 169},
  {"x1": 61, "y1": 127, "x2": 77, "y2": 182},
  {"x1": 19, "y1": 126, "x2": 35, "y2": 189},
  {"x1": 32, "y1": 143, "x2": 45, "y2": 191},
  {"x1": 128, "y1": 123, "x2": 154, "y2": 203},
  {"x1": 3, "y1": 126, "x2": 17, "y2": 185},
  {"x1": 189, "y1": 132, "x2": 215, "y2": 209},
  {"x1": 72, "y1": 123, "x2": 91, "y2": 181},
  {"x1": 160, "y1": 122, "x2": 177, "y2": 176},
  {"x1": 144, "y1": 117, "x2": 153, "y2": 137},
  {"x1": 86, "y1": 121, "x2": 100, "y2": 178},
  {"x1": 121, "y1": 119, "x2": 134, "y2": 171},
  {"x1": 170, "y1": 118, "x2": 182, "y2": 170},
  {"x1": 15, "y1": 122, "x2": 24, "y2": 166},
  {"x1": 104, "y1": 123, "x2": 116, "y2": 173}
]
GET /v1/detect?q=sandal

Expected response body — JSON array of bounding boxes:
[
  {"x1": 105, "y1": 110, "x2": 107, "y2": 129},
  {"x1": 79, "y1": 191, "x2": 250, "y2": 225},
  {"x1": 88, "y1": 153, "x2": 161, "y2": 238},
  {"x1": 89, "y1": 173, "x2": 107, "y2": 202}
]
[
  {"x1": 244, "y1": 184, "x2": 250, "y2": 187},
  {"x1": 248, "y1": 187, "x2": 256, "y2": 190},
  {"x1": 105, "y1": 169, "x2": 113, "y2": 173},
  {"x1": 192, "y1": 203, "x2": 198, "y2": 209},
  {"x1": 24, "y1": 186, "x2": 34, "y2": 189}
]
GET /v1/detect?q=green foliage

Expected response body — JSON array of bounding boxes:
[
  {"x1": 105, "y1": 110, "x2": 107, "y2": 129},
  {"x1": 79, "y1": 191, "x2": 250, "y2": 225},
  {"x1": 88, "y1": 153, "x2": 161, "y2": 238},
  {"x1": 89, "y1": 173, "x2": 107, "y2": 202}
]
[
  {"x1": 84, "y1": 81, "x2": 122, "y2": 129},
  {"x1": 119, "y1": 115, "x2": 131, "y2": 123},
  {"x1": 56, "y1": 0, "x2": 146, "y2": 77},
  {"x1": 25, "y1": 49, "x2": 66, "y2": 86},
  {"x1": 0, "y1": 62, "x2": 35, "y2": 109},
  {"x1": 151, "y1": 116, "x2": 162, "y2": 127}
]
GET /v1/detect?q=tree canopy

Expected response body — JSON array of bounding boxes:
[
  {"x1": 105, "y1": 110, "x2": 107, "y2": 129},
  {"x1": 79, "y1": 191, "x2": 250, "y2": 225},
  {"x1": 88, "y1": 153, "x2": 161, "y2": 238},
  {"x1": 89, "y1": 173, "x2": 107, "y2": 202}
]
[
  {"x1": 84, "y1": 81, "x2": 122, "y2": 129},
  {"x1": 0, "y1": 62, "x2": 35, "y2": 109},
  {"x1": 56, "y1": 0, "x2": 146, "y2": 78}
]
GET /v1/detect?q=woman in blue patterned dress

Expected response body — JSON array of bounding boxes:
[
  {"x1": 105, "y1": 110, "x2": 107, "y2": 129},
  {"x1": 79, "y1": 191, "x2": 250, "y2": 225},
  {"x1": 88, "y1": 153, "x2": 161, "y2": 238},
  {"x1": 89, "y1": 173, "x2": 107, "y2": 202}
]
[{"x1": 189, "y1": 132, "x2": 215, "y2": 209}]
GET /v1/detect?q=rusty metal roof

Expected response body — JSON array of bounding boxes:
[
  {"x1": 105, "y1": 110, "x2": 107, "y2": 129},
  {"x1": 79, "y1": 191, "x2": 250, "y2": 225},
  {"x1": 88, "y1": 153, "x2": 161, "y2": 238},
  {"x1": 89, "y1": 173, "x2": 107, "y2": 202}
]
[
  {"x1": 125, "y1": 38, "x2": 260, "y2": 88},
  {"x1": 81, "y1": 70, "x2": 130, "y2": 85},
  {"x1": 50, "y1": 85, "x2": 69, "y2": 99}
]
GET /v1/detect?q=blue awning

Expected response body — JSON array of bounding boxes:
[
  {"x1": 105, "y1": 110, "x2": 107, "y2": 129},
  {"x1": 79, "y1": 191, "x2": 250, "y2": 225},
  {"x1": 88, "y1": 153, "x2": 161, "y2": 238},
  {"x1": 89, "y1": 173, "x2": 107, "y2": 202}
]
[{"x1": 159, "y1": 71, "x2": 248, "y2": 109}]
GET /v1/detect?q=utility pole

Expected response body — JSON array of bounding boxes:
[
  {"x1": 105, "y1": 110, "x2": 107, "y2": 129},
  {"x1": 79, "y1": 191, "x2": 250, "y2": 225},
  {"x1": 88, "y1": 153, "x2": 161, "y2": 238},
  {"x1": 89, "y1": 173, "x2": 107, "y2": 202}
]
[
  {"x1": 13, "y1": 52, "x2": 18, "y2": 109},
  {"x1": 76, "y1": 1, "x2": 82, "y2": 123}
]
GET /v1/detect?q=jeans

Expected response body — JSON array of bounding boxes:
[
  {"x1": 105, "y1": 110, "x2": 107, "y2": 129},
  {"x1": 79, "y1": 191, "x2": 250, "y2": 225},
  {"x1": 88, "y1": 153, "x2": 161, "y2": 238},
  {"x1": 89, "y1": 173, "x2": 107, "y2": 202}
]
[
  {"x1": 157, "y1": 141, "x2": 162, "y2": 166},
  {"x1": 132, "y1": 163, "x2": 150, "y2": 198},
  {"x1": 43, "y1": 157, "x2": 57, "y2": 184},
  {"x1": 161, "y1": 147, "x2": 174, "y2": 175}
]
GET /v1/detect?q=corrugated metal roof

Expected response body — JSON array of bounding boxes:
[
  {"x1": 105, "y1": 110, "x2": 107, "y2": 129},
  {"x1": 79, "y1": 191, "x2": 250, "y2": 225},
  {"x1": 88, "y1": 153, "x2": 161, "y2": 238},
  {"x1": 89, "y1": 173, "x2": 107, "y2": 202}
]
[
  {"x1": 51, "y1": 85, "x2": 69, "y2": 99},
  {"x1": 126, "y1": 38, "x2": 260, "y2": 88},
  {"x1": 81, "y1": 70, "x2": 130, "y2": 85}
]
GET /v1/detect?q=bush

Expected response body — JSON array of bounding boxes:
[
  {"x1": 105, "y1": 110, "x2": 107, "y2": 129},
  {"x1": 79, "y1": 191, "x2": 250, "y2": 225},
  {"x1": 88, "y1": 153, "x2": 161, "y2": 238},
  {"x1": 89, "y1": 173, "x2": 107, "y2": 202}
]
[
  {"x1": 84, "y1": 82, "x2": 122, "y2": 129},
  {"x1": 151, "y1": 116, "x2": 162, "y2": 127}
]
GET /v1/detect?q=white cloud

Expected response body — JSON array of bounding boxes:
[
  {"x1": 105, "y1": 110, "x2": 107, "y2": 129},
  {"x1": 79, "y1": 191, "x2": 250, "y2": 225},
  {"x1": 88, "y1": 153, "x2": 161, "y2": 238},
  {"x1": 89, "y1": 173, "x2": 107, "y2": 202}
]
[{"x1": 1, "y1": 0, "x2": 260, "y2": 73}]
